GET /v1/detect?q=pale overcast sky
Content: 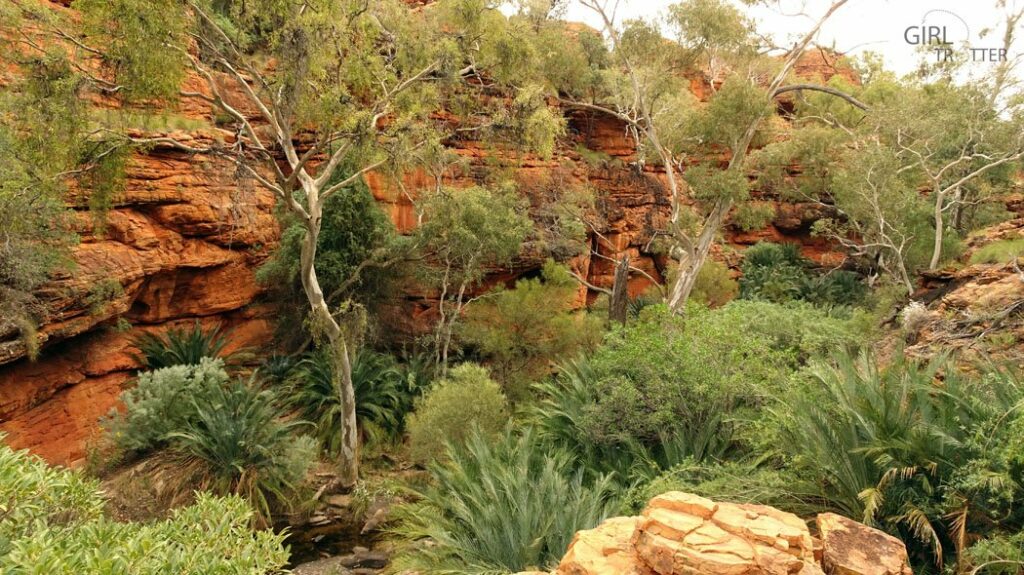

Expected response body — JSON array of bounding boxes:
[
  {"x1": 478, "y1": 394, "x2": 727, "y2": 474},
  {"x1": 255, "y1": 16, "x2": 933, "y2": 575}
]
[{"x1": 560, "y1": 0, "x2": 1022, "y2": 79}]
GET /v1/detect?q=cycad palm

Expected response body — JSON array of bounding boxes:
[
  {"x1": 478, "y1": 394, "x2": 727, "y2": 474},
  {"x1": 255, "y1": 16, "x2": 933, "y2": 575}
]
[
  {"x1": 776, "y1": 350, "x2": 1023, "y2": 567},
  {"x1": 391, "y1": 428, "x2": 618, "y2": 574}
]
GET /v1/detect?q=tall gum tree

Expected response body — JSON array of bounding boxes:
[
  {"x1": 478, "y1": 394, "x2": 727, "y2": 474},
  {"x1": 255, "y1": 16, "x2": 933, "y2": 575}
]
[
  {"x1": 14, "y1": 0, "x2": 562, "y2": 485},
  {"x1": 558, "y1": 0, "x2": 863, "y2": 313}
]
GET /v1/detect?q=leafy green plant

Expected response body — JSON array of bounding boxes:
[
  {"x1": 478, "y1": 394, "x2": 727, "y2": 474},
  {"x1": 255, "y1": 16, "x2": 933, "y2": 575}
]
[
  {"x1": 84, "y1": 278, "x2": 123, "y2": 315},
  {"x1": 0, "y1": 440, "x2": 289, "y2": 573},
  {"x1": 129, "y1": 321, "x2": 235, "y2": 370},
  {"x1": 690, "y1": 259, "x2": 738, "y2": 307},
  {"x1": 771, "y1": 351, "x2": 1024, "y2": 567},
  {"x1": 406, "y1": 363, "x2": 509, "y2": 464},
  {"x1": 101, "y1": 358, "x2": 313, "y2": 523},
  {"x1": 288, "y1": 348, "x2": 414, "y2": 452},
  {"x1": 167, "y1": 376, "x2": 316, "y2": 524},
  {"x1": 391, "y1": 429, "x2": 619, "y2": 575},
  {"x1": 102, "y1": 358, "x2": 232, "y2": 458},
  {"x1": 458, "y1": 261, "x2": 601, "y2": 399},
  {"x1": 626, "y1": 461, "x2": 810, "y2": 516}
]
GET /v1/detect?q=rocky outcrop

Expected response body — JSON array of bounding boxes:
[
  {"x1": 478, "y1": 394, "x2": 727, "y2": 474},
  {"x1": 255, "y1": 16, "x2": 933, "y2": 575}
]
[
  {"x1": 0, "y1": 2, "x2": 853, "y2": 465},
  {"x1": 903, "y1": 217, "x2": 1024, "y2": 364},
  {"x1": 526, "y1": 492, "x2": 911, "y2": 575}
]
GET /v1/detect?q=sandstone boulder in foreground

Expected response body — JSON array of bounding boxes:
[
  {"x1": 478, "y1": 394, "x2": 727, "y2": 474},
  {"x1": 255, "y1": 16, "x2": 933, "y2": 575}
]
[{"x1": 516, "y1": 491, "x2": 911, "y2": 575}]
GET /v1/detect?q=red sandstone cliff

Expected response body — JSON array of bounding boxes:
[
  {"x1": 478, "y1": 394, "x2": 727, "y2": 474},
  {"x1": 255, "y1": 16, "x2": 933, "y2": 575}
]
[{"x1": 0, "y1": 5, "x2": 854, "y2": 464}]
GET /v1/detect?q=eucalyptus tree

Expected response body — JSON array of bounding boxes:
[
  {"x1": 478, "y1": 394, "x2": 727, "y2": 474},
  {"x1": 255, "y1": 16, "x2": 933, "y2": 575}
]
[
  {"x1": 561, "y1": 0, "x2": 860, "y2": 313},
  {"x1": 9, "y1": 0, "x2": 562, "y2": 485},
  {"x1": 779, "y1": 7, "x2": 1024, "y2": 294}
]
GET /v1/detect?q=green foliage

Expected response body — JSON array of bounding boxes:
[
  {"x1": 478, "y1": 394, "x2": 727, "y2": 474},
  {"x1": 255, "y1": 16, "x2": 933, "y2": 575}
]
[
  {"x1": 0, "y1": 437, "x2": 104, "y2": 558},
  {"x1": 75, "y1": 0, "x2": 187, "y2": 101},
  {"x1": 166, "y1": 376, "x2": 316, "y2": 524},
  {"x1": 101, "y1": 358, "x2": 313, "y2": 522},
  {"x1": 690, "y1": 259, "x2": 738, "y2": 307},
  {"x1": 966, "y1": 532, "x2": 1024, "y2": 574},
  {"x1": 84, "y1": 279, "x2": 124, "y2": 316},
  {"x1": 732, "y1": 202, "x2": 775, "y2": 232},
  {"x1": 574, "y1": 304, "x2": 789, "y2": 450},
  {"x1": 458, "y1": 261, "x2": 601, "y2": 398},
  {"x1": 626, "y1": 461, "x2": 808, "y2": 516},
  {"x1": 771, "y1": 351, "x2": 1024, "y2": 566},
  {"x1": 0, "y1": 52, "x2": 84, "y2": 349},
  {"x1": 0, "y1": 440, "x2": 289, "y2": 573},
  {"x1": 739, "y1": 242, "x2": 866, "y2": 308},
  {"x1": 391, "y1": 429, "x2": 619, "y2": 575},
  {"x1": 79, "y1": 140, "x2": 130, "y2": 233},
  {"x1": 416, "y1": 185, "x2": 532, "y2": 288},
  {"x1": 970, "y1": 238, "x2": 1024, "y2": 265},
  {"x1": 257, "y1": 175, "x2": 399, "y2": 343},
  {"x1": 530, "y1": 300, "x2": 864, "y2": 484},
  {"x1": 406, "y1": 363, "x2": 508, "y2": 464},
  {"x1": 287, "y1": 348, "x2": 418, "y2": 452},
  {"x1": 129, "y1": 321, "x2": 235, "y2": 370},
  {"x1": 102, "y1": 359, "x2": 233, "y2": 457}
]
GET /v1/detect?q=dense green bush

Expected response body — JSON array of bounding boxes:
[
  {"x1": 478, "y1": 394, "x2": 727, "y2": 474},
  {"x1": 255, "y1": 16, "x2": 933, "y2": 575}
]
[
  {"x1": 391, "y1": 429, "x2": 618, "y2": 575},
  {"x1": 771, "y1": 351, "x2": 1024, "y2": 566},
  {"x1": 530, "y1": 301, "x2": 864, "y2": 483},
  {"x1": 0, "y1": 440, "x2": 289, "y2": 573},
  {"x1": 129, "y1": 321, "x2": 236, "y2": 370},
  {"x1": 690, "y1": 259, "x2": 739, "y2": 307},
  {"x1": 458, "y1": 261, "x2": 601, "y2": 398},
  {"x1": 406, "y1": 364, "x2": 508, "y2": 464},
  {"x1": 559, "y1": 304, "x2": 789, "y2": 452},
  {"x1": 102, "y1": 359, "x2": 232, "y2": 457},
  {"x1": 168, "y1": 377, "x2": 316, "y2": 524},
  {"x1": 625, "y1": 460, "x2": 809, "y2": 515},
  {"x1": 288, "y1": 348, "x2": 421, "y2": 452},
  {"x1": 102, "y1": 358, "x2": 314, "y2": 522},
  {"x1": 738, "y1": 242, "x2": 866, "y2": 308}
]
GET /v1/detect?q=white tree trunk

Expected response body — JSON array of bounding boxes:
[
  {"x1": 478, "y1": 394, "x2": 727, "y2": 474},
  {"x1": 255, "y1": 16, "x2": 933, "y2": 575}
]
[
  {"x1": 300, "y1": 216, "x2": 359, "y2": 487},
  {"x1": 929, "y1": 189, "x2": 946, "y2": 270},
  {"x1": 667, "y1": 198, "x2": 731, "y2": 314}
]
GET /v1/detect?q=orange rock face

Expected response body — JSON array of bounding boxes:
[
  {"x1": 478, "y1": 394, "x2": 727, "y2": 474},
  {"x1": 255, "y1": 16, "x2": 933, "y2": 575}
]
[
  {"x1": 0, "y1": 137, "x2": 279, "y2": 465},
  {"x1": 0, "y1": 4, "x2": 853, "y2": 464},
  {"x1": 547, "y1": 492, "x2": 910, "y2": 575}
]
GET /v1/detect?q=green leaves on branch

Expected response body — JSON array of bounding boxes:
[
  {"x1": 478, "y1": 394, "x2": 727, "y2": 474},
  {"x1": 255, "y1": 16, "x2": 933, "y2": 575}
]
[{"x1": 74, "y1": 0, "x2": 188, "y2": 102}]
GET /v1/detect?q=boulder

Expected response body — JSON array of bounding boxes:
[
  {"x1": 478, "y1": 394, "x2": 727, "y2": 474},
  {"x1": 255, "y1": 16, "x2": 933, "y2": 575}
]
[
  {"x1": 550, "y1": 492, "x2": 911, "y2": 575},
  {"x1": 631, "y1": 492, "x2": 818, "y2": 575},
  {"x1": 816, "y1": 513, "x2": 912, "y2": 575},
  {"x1": 557, "y1": 516, "x2": 651, "y2": 575}
]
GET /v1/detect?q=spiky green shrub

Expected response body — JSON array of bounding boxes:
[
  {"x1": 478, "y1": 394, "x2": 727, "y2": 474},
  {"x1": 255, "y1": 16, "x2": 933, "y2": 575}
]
[
  {"x1": 0, "y1": 440, "x2": 289, "y2": 573},
  {"x1": 130, "y1": 321, "x2": 235, "y2": 369},
  {"x1": 258, "y1": 353, "x2": 297, "y2": 386},
  {"x1": 102, "y1": 359, "x2": 314, "y2": 522},
  {"x1": 406, "y1": 363, "x2": 508, "y2": 464},
  {"x1": 391, "y1": 429, "x2": 619, "y2": 575},
  {"x1": 739, "y1": 241, "x2": 865, "y2": 307},
  {"x1": 288, "y1": 348, "x2": 416, "y2": 452},
  {"x1": 771, "y1": 351, "x2": 1024, "y2": 567},
  {"x1": 102, "y1": 358, "x2": 231, "y2": 457},
  {"x1": 167, "y1": 377, "x2": 316, "y2": 524}
]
